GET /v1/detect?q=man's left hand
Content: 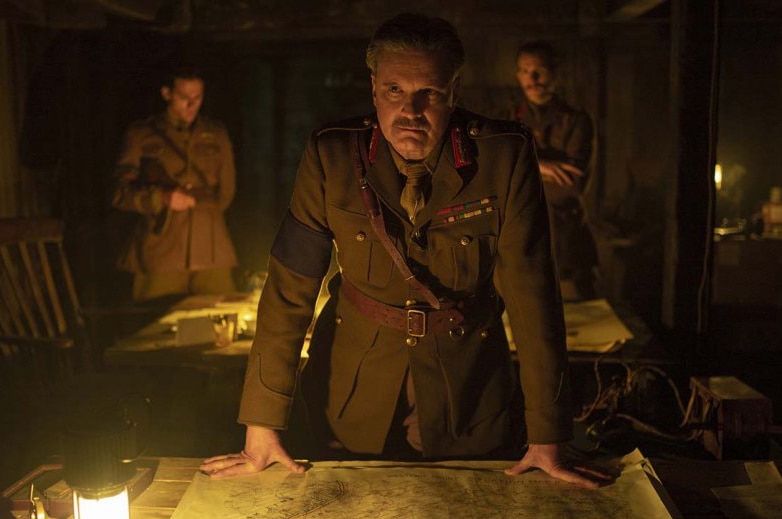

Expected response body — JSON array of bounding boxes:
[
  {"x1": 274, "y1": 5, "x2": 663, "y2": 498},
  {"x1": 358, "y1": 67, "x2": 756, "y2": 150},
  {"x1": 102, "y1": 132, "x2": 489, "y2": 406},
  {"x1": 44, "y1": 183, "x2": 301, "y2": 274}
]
[{"x1": 505, "y1": 443, "x2": 615, "y2": 489}]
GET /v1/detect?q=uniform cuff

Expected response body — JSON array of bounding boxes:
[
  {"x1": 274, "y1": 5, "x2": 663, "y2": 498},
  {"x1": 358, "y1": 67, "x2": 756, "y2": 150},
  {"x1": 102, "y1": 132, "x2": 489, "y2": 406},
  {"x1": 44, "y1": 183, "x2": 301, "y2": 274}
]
[
  {"x1": 524, "y1": 405, "x2": 574, "y2": 444},
  {"x1": 237, "y1": 352, "x2": 294, "y2": 429}
]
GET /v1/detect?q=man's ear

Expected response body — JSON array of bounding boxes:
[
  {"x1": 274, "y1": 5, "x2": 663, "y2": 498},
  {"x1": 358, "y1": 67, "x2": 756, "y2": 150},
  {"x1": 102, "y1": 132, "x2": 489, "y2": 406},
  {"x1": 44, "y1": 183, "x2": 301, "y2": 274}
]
[
  {"x1": 160, "y1": 86, "x2": 171, "y2": 102},
  {"x1": 370, "y1": 75, "x2": 377, "y2": 107}
]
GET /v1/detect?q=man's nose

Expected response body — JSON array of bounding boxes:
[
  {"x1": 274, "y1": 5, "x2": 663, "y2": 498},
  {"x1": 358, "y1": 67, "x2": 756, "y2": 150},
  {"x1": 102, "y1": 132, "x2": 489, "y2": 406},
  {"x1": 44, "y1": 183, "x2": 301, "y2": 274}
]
[{"x1": 404, "y1": 92, "x2": 428, "y2": 116}]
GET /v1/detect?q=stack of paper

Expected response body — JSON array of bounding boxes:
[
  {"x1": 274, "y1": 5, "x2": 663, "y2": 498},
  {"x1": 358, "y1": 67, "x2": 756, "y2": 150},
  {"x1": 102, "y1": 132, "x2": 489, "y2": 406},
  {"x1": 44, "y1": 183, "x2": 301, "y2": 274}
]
[{"x1": 505, "y1": 299, "x2": 634, "y2": 354}]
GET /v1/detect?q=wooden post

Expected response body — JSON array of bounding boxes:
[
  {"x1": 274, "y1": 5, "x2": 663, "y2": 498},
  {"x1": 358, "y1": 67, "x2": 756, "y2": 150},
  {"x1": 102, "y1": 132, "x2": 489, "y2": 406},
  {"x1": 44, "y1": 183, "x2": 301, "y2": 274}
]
[{"x1": 662, "y1": 0, "x2": 720, "y2": 358}]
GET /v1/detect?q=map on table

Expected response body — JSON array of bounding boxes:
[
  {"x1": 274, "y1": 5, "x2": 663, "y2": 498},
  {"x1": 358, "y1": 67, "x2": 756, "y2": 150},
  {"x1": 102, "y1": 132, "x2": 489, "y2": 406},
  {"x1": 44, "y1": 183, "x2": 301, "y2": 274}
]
[{"x1": 170, "y1": 450, "x2": 679, "y2": 519}]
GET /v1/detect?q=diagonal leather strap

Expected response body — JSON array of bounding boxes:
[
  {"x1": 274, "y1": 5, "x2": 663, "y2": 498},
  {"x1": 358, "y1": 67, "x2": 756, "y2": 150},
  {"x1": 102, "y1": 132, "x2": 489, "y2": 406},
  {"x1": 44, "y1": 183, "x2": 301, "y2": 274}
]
[{"x1": 350, "y1": 131, "x2": 443, "y2": 310}]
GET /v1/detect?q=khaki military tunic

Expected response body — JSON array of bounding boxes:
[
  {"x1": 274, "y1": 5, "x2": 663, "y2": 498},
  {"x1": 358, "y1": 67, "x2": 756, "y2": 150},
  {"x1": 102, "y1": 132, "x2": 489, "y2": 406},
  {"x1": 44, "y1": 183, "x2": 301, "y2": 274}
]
[
  {"x1": 113, "y1": 114, "x2": 238, "y2": 273},
  {"x1": 239, "y1": 108, "x2": 572, "y2": 458},
  {"x1": 515, "y1": 95, "x2": 598, "y2": 296}
]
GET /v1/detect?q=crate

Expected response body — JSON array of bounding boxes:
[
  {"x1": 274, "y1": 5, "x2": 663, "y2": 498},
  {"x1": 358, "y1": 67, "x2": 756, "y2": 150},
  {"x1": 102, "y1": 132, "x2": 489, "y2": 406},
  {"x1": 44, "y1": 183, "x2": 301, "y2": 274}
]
[{"x1": 688, "y1": 376, "x2": 774, "y2": 460}]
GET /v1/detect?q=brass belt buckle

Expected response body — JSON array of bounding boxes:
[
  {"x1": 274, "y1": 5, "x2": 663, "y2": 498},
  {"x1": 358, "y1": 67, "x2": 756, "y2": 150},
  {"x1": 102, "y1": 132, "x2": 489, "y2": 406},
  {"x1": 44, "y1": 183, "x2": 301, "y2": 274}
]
[{"x1": 406, "y1": 309, "x2": 427, "y2": 337}]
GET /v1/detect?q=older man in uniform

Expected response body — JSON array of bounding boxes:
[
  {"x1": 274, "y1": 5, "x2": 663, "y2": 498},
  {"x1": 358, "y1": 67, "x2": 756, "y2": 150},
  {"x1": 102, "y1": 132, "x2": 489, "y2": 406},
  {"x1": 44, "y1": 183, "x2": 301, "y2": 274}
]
[
  {"x1": 113, "y1": 66, "x2": 237, "y2": 301},
  {"x1": 202, "y1": 14, "x2": 609, "y2": 488},
  {"x1": 514, "y1": 41, "x2": 598, "y2": 301}
]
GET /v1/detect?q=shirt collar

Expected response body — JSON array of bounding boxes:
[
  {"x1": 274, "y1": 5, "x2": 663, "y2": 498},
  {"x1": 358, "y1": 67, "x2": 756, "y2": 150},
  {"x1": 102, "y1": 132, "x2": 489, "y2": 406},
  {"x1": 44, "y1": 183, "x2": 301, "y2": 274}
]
[
  {"x1": 387, "y1": 135, "x2": 446, "y2": 175},
  {"x1": 164, "y1": 112, "x2": 196, "y2": 132}
]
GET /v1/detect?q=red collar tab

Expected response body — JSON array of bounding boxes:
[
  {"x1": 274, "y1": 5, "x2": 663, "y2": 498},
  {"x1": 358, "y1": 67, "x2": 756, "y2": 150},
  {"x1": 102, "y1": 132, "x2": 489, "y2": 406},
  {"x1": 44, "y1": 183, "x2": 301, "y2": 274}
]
[
  {"x1": 515, "y1": 102, "x2": 529, "y2": 121},
  {"x1": 450, "y1": 126, "x2": 472, "y2": 168},
  {"x1": 368, "y1": 125, "x2": 380, "y2": 165}
]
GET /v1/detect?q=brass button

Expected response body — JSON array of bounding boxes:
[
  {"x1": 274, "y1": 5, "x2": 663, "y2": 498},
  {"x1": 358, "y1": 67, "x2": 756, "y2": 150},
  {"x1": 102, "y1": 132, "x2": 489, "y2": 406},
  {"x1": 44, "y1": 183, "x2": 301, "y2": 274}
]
[
  {"x1": 363, "y1": 117, "x2": 372, "y2": 126},
  {"x1": 480, "y1": 329, "x2": 489, "y2": 339},
  {"x1": 459, "y1": 235, "x2": 472, "y2": 246},
  {"x1": 406, "y1": 337, "x2": 418, "y2": 347},
  {"x1": 468, "y1": 127, "x2": 479, "y2": 137},
  {"x1": 335, "y1": 316, "x2": 343, "y2": 325},
  {"x1": 449, "y1": 327, "x2": 465, "y2": 340},
  {"x1": 355, "y1": 231, "x2": 366, "y2": 242},
  {"x1": 405, "y1": 299, "x2": 417, "y2": 307}
]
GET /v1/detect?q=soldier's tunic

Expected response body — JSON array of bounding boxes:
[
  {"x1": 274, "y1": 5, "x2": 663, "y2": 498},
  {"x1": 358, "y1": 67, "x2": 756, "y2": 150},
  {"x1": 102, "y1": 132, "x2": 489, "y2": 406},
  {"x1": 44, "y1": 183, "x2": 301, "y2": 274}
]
[
  {"x1": 112, "y1": 114, "x2": 238, "y2": 280},
  {"x1": 515, "y1": 95, "x2": 598, "y2": 299},
  {"x1": 239, "y1": 108, "x2": 573, "y2": 458}
]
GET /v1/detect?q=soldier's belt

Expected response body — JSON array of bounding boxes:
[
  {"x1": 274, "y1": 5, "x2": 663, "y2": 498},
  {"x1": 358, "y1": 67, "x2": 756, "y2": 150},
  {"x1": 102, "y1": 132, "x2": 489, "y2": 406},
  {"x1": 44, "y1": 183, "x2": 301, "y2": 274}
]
[{"x1": 341, "y1": 277, "x2": 464, "y2": 338}]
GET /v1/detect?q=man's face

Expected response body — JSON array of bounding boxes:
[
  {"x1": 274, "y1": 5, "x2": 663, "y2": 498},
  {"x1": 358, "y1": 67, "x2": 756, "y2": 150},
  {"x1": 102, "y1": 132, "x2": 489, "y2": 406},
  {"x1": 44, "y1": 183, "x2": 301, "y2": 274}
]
[
  {"x1": 372, "y1": 50, "x2": 457, "y2": 161},
  {"x1": 161, "y1": 78, "x2": 204, "y2": 125},
  {"x1": 516, "y1": 53, "x2": 556, "y2": 106}
]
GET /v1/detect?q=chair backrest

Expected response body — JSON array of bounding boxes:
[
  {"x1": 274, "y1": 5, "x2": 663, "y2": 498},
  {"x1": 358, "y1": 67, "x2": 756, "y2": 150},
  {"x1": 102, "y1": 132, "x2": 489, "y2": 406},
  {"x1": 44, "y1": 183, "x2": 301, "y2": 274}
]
[{"x1": 0, "y1": 218, "x2": 91, "y2": 401}]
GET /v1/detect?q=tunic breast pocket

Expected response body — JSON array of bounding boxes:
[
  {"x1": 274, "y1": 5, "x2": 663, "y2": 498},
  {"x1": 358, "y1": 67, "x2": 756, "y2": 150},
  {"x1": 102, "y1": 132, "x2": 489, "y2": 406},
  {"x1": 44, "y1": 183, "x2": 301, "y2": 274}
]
[
  {"x1": 140, "y1": 143, "x2": 163, "y2": 156},
  {"x1": 193, "y1": 142, "x2": 220, "y2": 156},
  {"x1": 428, "y1": 211, "x2": 499, "y2": 293},
  {"x1": 192, "y1": 142, "x2": 221, "y2": 178},
  {"x1": 327, "y1": 204, "x2": 394, "y2": 288}
]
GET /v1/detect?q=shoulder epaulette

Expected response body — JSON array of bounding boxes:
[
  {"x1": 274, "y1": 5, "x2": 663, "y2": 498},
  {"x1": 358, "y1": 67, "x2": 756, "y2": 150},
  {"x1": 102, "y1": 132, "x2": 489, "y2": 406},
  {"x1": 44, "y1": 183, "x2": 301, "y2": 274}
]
[
  {"x1": 465, "y1": 117, "x2": 532, "y2": 141},
  {"x1": 197, "y1": 116, "x2": 227, "y2": 132},
  {"x1": 127, "y1": 116, "x2": 156, "y2": 132},
  {"x1": 315, "y1": 114, "x2": 377, "y2": 136}
]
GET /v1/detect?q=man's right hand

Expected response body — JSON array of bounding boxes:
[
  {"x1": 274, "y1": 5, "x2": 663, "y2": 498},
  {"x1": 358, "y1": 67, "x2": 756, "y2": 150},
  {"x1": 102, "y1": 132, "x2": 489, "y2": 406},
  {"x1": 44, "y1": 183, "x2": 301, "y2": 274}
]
[
  {"x1": 165, "y1": 189, "x2": 196, "y2": 211},
  {"x1": 199, "y1": 425, "x2": 306, "y2": 479}
]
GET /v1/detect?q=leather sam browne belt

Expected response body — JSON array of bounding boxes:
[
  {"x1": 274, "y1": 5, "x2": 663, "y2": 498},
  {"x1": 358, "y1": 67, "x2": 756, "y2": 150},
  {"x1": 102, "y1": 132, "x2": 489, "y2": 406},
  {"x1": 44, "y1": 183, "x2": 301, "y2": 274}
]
[{"x1": 341, "y1": 277, "x2": 464, "y2": 337}]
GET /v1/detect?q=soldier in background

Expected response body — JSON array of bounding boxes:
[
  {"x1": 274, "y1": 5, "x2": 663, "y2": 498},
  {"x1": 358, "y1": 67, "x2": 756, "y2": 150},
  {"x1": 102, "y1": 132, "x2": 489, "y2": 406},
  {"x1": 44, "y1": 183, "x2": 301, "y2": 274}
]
[
  {"x1": 112, "y1": 65, "x2": 237, "y2": 301},
  {"x1": 514, "y1": 41, "x2": 598, "y2": 301}
]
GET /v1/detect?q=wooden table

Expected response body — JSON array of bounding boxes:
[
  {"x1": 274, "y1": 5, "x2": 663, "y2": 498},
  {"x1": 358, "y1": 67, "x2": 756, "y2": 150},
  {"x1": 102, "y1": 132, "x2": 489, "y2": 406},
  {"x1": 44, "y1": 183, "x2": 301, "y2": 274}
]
[
  {"x1": 6, "y1": 456, "x2": 778, "y2": 518},
  {"x1": 97, "y1": 293, "x2": 266, "y2": 460},
  {"x1": 121, "y1": 457, "x2": 782, "y2": 519},
  {"x1": 103, "y1": 292, "x2": 261, "y2": 372},
  {"x1": 106, "y1": 291, "x2": 668, "y2": 372}
]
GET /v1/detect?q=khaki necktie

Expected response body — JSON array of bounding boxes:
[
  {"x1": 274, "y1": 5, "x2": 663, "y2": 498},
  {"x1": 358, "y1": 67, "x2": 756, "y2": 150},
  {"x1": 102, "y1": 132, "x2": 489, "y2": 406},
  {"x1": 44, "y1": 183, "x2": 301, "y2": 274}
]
[{"x1": 399, "y1": 160, "x2": 430, "y2": 224}]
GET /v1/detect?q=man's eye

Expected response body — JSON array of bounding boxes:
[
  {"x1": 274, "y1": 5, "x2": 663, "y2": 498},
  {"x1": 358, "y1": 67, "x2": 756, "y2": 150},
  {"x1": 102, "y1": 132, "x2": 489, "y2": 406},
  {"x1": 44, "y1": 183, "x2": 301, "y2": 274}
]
[
  {"x1": 424, "y1": 89, "x2": 443, "y2": 99},
  {"x1": 388, "y1": 86, "x2": 402, "y2": 95}
]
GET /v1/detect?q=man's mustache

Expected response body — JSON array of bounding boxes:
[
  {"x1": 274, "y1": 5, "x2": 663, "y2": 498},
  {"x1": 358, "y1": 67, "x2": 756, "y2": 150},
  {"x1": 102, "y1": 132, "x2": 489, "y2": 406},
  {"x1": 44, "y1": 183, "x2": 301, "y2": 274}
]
[{"x1": 393, "y1": 118, "x2": 429, "y2": 130}]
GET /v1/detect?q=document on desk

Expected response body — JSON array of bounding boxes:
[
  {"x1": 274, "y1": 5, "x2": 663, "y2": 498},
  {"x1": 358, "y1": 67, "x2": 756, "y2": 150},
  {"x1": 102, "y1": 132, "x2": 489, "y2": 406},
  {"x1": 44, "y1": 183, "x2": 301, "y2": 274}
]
[
  {"x1": 505, "y1": 298, "x2": 634, "y2": 354},
  {"x1": 171, "y1": 449, "x2": 679, "y2": 519},
  {"x1": 563, "y1": 299, "x2": 634, "y2": 353},
  {"x1": 711, "y1": 461, "x2": 782, "y2": 519}
]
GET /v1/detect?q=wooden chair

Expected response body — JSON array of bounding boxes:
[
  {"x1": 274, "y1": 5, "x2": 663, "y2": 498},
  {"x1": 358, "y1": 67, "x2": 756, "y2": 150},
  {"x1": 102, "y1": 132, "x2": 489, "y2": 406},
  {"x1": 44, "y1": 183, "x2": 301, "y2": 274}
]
[
  {"x1": 0, "y1": 218, "x2": 100, "y2": 489},
  {"x1": 0, "y1": 218, "x2": 92, "y2": 404}
]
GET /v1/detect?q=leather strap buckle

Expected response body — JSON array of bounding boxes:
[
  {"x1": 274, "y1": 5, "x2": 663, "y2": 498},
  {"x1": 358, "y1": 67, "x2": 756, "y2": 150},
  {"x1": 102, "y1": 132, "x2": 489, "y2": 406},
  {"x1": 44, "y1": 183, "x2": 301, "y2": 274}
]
[{"x1": 407, "y1": 309, "x2": 427, "y2": 337}]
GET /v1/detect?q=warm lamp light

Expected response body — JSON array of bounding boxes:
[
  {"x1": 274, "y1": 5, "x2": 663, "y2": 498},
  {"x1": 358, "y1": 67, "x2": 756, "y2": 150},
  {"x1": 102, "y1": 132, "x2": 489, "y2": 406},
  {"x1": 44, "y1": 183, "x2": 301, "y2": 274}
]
[
  {"x1": 72, "y1": 485, "x2": 130, "y2": 519},
  {"x1": 64, "y1": 412, "x2": 137, "y2": 519},
  {"x1": 714, "y1": 163, "x2": 723, "y2": 191}
]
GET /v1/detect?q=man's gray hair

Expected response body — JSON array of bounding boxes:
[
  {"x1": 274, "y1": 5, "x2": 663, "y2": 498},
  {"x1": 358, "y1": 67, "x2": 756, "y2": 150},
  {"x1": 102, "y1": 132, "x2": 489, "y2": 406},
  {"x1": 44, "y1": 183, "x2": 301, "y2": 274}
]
[{"x1": 366, "y1": 13, "x2": 465, "y2": 81}]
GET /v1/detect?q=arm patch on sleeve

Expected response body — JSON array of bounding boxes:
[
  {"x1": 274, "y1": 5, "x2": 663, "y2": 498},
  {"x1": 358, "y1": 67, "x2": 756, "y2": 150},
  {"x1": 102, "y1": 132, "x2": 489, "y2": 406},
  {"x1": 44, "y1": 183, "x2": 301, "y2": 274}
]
[{"x1": 270, "y1": 211, "x2": 333, "y2": 278}]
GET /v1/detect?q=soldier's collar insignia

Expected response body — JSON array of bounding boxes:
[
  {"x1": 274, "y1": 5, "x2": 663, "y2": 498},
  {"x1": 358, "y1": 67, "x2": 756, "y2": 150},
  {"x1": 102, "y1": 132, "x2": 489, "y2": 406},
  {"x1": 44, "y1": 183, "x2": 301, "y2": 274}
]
[
  {"x1": 515, "y1": 101, "x2": 529, "y2": 121},
  {"x1": 368, "y1": 125, "x2": 380, "y2": 165},
  {"x1": 450, "y1": 126, "x2": 472, "y2": 168}
]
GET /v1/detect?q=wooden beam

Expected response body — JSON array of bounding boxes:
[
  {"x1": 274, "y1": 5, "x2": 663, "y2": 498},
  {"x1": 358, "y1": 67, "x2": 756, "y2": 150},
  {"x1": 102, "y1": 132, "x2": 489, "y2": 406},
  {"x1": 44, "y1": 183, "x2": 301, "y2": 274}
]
[
  {"x1": 607, "y1": 0, "x2": 668, "y2": 21},
  {"x1": 90, "y1": 0, "x2": 165, "y2": 21},
  {"x1": 662, "y1": 0, "x2": 719, "y2": 350}
]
